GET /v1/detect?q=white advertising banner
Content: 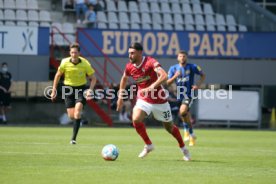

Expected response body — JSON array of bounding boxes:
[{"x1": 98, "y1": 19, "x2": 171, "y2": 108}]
[
  {"x1": 198, "y1": 91, "x2": 259, "y2": 121},
  {"x1": 0, "y1": 26, "x2": 38, "y2": 55}
]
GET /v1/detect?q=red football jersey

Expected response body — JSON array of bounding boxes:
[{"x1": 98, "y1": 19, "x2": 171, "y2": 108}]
[{"x1": 125, "y1": 56, "x2": 167, "y2": 104}]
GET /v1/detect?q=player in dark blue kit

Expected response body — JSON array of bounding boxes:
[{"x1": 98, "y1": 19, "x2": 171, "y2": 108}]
[{"x1": 167, "y1": 51, "x2": 205, "y2": 146}]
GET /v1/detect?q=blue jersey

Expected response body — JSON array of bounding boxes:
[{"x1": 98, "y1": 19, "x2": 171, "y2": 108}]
[{"x1": 168, "y1": 63, "x2": 203, "y2": 100}]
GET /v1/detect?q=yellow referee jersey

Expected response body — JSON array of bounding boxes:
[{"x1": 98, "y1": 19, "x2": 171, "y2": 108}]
[{"x1": 58, "y1": 56, "x2": 95, "y2": 86}]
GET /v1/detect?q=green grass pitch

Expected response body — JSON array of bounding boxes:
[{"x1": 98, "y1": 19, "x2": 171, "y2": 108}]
[{"x1": 0, "y1": 127, "x2": 275, "y2": 184}]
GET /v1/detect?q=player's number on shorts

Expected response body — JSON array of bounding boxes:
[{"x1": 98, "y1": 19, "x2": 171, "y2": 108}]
[{"x1": 163, "y1": 111, "x2": 171, "y2": 119}]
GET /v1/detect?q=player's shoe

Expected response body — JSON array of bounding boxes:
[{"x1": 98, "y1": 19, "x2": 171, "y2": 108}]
[
  {"x1": 189, "y1": 134, "x2": 196, "y2": 146},
  {"x1": 184, "y1": 131, "x2": 190, "y2": 141},
  {"x1": 70, "y1": 140, "x2": 77, "y2": 145},
  {"x1": 138, "y1": 144, "x2": 154, "y2": 158},
  {"x1": 182, "y1": 147, "x2": 191, "y2": 161}
]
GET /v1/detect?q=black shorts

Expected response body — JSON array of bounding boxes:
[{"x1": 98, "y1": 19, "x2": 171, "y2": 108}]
[
  {"x1": 0, "y1": 91, "x2": 11, "y2": 107},
  {"x1": 64, "y1": 85, "x2": 87, "y2": 108},
  {"x1": 180, "y1": 98, "x2": 194, "y2": 109}
]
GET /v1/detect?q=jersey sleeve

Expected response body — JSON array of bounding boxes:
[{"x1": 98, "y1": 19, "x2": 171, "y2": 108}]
[
  {"x1": 58, "y1": 59, "x2": 65, "y2": 73},
  {"x1": 85, "y1": 60, "x2": 95, "y2": 76},
  {"x1": 151, "y1": 58, "x2": 161, "y2": 69},
  {"x1": 168, "y1": 66, "x2": 175, "y2": 79},
  {"x1": 193, "y1": 64, "x2": 204, "y2": 75},
  {"x1": 124, "y1": 64, "x2": 131, "y2": 77}
]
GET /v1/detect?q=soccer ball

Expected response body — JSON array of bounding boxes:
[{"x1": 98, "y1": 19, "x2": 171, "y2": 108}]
[{"x1": 101, "y1": 144, "x2": 119, "y2": 161}]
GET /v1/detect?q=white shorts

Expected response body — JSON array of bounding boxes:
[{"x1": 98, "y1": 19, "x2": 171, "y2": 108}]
[{"x1": 134, "y1": 99, "x2": 173, "y2": 122}]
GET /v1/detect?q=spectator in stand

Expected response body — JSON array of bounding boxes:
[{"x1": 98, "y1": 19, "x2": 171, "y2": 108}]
[
  {"x1": 83, "y1": 4, "x2": 97, "y2": 28},
  {"x1": 75, "y1": 0, "x2": 88, "y2": 24},
  {"x1": 64, "y1": 0, "x2": 75, "y2": 10}
]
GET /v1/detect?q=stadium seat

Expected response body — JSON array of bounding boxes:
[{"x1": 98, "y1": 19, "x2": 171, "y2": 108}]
[
  {"x1": 28, "y1": 21, "x2": 39, "y2": 27},
  {"x1": 27, "y1": 0, "x2": 38, "y2": 10},
  {"x1": 97, "y1": 12, "x2": 108, "y2": 23},
  {"x1": 0, "y1": 1, "x2": 3, "y2": 9},
  {"x1": 119, "y1": 12, "x2": 129, "y2": 23},
  {"x1": 182, "y1": 3, "x2": 192, "y2": 14},
  {"x1": 130, "y1": 23, "x2": 140, "y2": 30},
  {"x1": 142, "y1": 23, "x2": 151, "y2": 30},
  {"x1": 118, "y1": 1, "x2": 128, "y2": 12},
  {"x1": 5, "y1": 21, "x2": 16, "y2": 26},
  {"x1": 171, "y1": 3, "x2": 182, "y2": 14},
  {"x1": 106, "y1": 0, "x2": 117, "y2": 12},
  {"x1": 206, "y1": 25, "x2": 216, "y2": 31},
  {"x1": 195, "y1": 14, "x2": 205, "y2": 25},
  {"x1": 153, "y1": 23, "x2": 162, "y2": 30},
  {"x1": 0, "y1": 21, "x2": 3, "y2": 25},
  {"x1": 179, "y1": 0, "x2": 190, "y2": 4},
  {"x1": 0, "y1": 10, "x2": 3, "y2": 20},
  {"x1": 130, "y1": 12, "x2": 141, "y2": 23},
  {"x1": 196, "y1": 25, "x2": 205, "y2": 31},
  {"x1": 217, "y1": 25, "x2": 226, "y2": 31},
  {"x1": 39, "y1": 10, "x2": 51, "y2": 22},
  {"x1": 228, "y1": 25, "x2": 237, "y2": 32},
  {"x1": 174, "y1": 14, "x2": 184, "y2": 24},
  {"x1": 203, "y1": 3, "x2": 214, "y2": 15},
  {"x1": 193, "y1": 3, "x2": 203, "y2": 14},
  {"x1": 163, "y1": 24, "x2": 173, "y2": 30},
  {"x1": 108, "y1": 22, "x2": 119, "y2": 29},
  {"x1": 163, "y1": 14, "x2": 173, "y2": 25},
  {"x1": 175, "y1": 24, "x2": 184, "y2": 31},
  {"x1": 97, "y1": 22, "x2": 107, "y2": 29},
  {"x1": 238, "y1": 25, "x2": 248, "y2": 32},
  {"x1": 184, "y1": 14, "x2": 194, "y2": 25},
  {"x1": 40, "y1": 22, "x2": 51, "y2": 27},
  {"x1": 152, "y1": 13, "x2": 162, "y2": 24},
  {"x1": 16, "y1": 10, "x2": 28, "y2": 21},
  {"x1": 64, "y1": 34, "x2": 75, "y2": 46},
  {"x1": 205, "y1": 14, "x2": 216, "y2": 25},
  {"x1": 108, "y1": 12, "x2": 119, "y2": 23},
  {"x1": 141, "y1": 13, "x2": 151, "y2": 24},
  {"x1": 120, "y1": 23, "x2": 129, "y2": 30},
  {"x1": 160, "y1": 2, "x2": 171, "y2": 14},
  {"x1": 139, "y1": 2, "x2": 150, "y2": 13},
  {"x1": 28, "y1": 10, "x2": 39, "y2": 22},
  {"x1": 4, "y1": 0, "x2": 16, "y2": 9},
  {"x1": 62, "y1": 22, "x2": 75, "y2": 34},
  {"x1": 52, "y1": 34, "x2": 64, "y2": 46},
  {"x1": 16, "y1": 0, "x2": 27, "y2": 10},
  {"x1": 4, "y1": 9, "x2": 16, "y2": 20},
  {"x1": 128, "y1": 1, "x2": 139, "y2": 12},
  {"x1": 226, "y1": 14, "x2": 237, "y2": 26},
  {"x1": 17, "y1": 21, "x2": 27, "y2": 26},
  {"x1": 150, "y1": 2, "x2": 160, "y2": 13},
  {"x1": 185, "y1": 24, "x2": 195, "y2": 31},
  {"x1": 216, "y1": 14, "x2": 226, "y2": 26},
  {"x1": 51, "y1": 22, "x2": 63, "y2": 33},
  {"x1": 191, "y1": 0, "x2": 200, "y2": 4}
]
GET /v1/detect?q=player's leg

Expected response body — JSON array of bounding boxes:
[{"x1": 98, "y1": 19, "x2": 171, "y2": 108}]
[
  {"x1": 152, "y1": 102, "x2": 190, "y2": 161},
  {"x1": 133, "y1": 99, "x2": 154, "y2": 158},
  {"x1": 179, "y1": 103, "x2": 191, "y2": 141}
]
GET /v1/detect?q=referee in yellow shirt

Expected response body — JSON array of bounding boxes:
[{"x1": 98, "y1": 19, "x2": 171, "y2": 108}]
[{"x1": 51, "y1": 43, "x2": 97, "y2": 144}]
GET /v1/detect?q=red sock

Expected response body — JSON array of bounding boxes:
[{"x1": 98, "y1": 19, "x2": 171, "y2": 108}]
[
  {"x1": 133, "y1": 122, "x2": 152, "y2": 145},
  {"x1": 171, "y1": 125, "x2": 185, "y2": 148}
]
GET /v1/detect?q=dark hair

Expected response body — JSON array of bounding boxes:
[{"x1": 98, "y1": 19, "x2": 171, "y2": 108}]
[
  {"x1": 178, "y1": 50, "x2": 188, "y2": 56},
  {"x1": 70, "y1": 43, "x2": 80, "y2": 51},
  {"x1": 2, "y1": 62, "x2": 7, "y2": 66},
  {"x1": 129, "y1": 42, "x2": 143, "y2": 51}
]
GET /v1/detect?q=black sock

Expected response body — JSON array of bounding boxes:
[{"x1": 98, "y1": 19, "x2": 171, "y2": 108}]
[{"x1": 71, "y1": 119, "x2": 81, "y2": 141}]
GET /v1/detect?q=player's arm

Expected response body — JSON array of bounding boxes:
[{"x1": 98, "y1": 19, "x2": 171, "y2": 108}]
[
  {"x1": 116, "y1": 72, "x2": 129, "y2": 112},
  {"x1": 151, "y1": 66, "x2": 168, "y2": 89},
  {"x1": 51, "y1": 70, "x2": 63, "y2": 102},
  {"x1": 85, "y1": 74, "x2": 97, "y2": 100},
  {"x1": 193, "y1": 73, "x2": 206, "y2": 90},
  {"x1": 167, "y1": 67, "x2": 181, "y2": 86}
]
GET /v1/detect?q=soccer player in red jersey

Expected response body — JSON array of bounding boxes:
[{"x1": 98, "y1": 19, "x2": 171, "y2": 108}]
[{"x1": 116, "y1": 42, "x2": 190, "y2": 161}]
